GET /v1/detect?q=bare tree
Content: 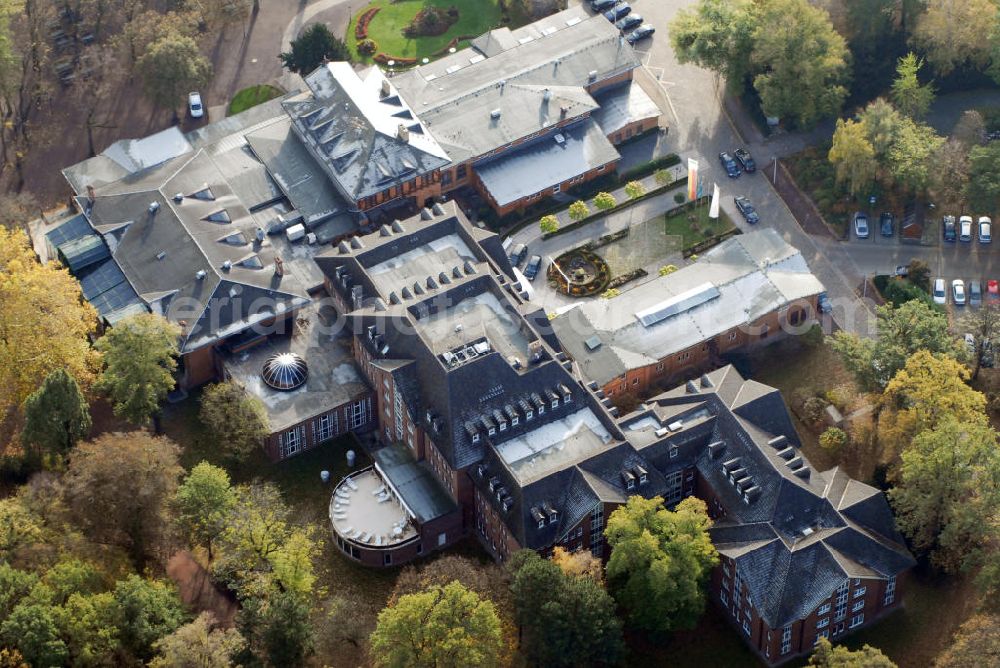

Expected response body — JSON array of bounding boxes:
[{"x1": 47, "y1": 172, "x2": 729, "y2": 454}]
[{"x1": 959, "y1": 303, "x2": 1000, "y2": 379}]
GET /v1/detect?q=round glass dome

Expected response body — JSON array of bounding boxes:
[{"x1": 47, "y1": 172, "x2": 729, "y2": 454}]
[{"x1": 261, "y1": 352, "x2": 308, "y2": 391}]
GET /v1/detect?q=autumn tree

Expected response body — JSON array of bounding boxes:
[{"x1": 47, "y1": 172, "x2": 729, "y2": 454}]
[
  {"x1": 960, "y1": 304, "x2": 1000, "y2": 379},
  {"x1": 952, "y1": 110, "x2": 987, "y2": 147},
  {"x1": 113, "y1": 575, "x2": 187, "y2": 663},
  {"x1": 390, "y1": 555, "x2": 512, "y2": 617},
  {"x1": 809, "y1": 637, "x2": 896, "y2": 667},
  {"x1": 965, "y1": 142, "x2": 1000, "y2": 213},
  {"x1": 935, "y1": 613, "x2": 1000, "y2": 667},
  {"x1": 509, "y1": 550, "x2": 622, "y2": 667},
  {"x1": 279, "y1": 23, "x2": 350, "y2": 74},
  {"x1": 891, "y1": 53, "x2": 934, "y2": 119},
  {"x1": 594, "y1": 192, "x2": 617, "y2": 210},
  {"x1": 94, "y1": 313, "x2": 179, "y2": 425},
  {"x1": 887, "y1": 117, "x2": 944, "y2": 192},
  {"x1": 370, "y1": 581, "x2": 503, "y2": 668},
  {"x1": 20, "y1": 369, "x2": 91, "y2": 459},
  {"x1": 890, "y1": 418, "x2": 1000, "y2": 572},
  {"x1": 830, "y1": 299, "x2": 962, "y2": 392},
  {"x1": 150, "y1": 612, "x2": 245, "y2": 668},
  {"x1": 669, "y1": 0, "x2": 758, "y2": 86},
  {"x1": 859, "y1": 98, "x2": 904, "y2": 161},
  {"x1": 0, "y1": 602, "x2": 67, "y2": 667},
  {"x1": 624, "y1": 180, "x2": 645, "y2": 199},
  {"x1": 751, "y1": 0, "x2": 849, "y2": 127},
  {"x1": 116, "y1": 8, "x2": 201, "y2": 66},
  {"x1": 0, "y1": 229, "x2": 98, "y2": 432},
  {"x1": 184, "y1": 0, "x2": 251, "y2": 29},
  {"x1": 913, "y1": 0, "x2": 997, "y2": 76},
  {"x1": 929, "y1": 139, "x2": 972, "y2": 211},
  {"x1": 539, "y1": 214, "x2": 559, "y2": 235},
  {"x1": 605, "y1": 496, "x2": 718, "y2": 634},
  {"x1": 199, "y1": 382, "x2": 269, "y2": 461},
  {"x1": 0, "y1": 192, "x2": 38, "y2": 232},
  {"x1": 56, "y1": 591, "x2": 122, "y2": 666},
  {"x1": 551, "y1": 545, "x2": 604, "y2": 582},
  {"x1": 136, "y1": 34, "x2": 212, "y2": 114},
  {"x1": 828, "y1": 118, "x2": 877, "y2": 196},
  {"x1": 568, "y1": 200, "x2": 590, "y2": 221},
  {"x1": 64, "y1": 432, "x2": 183, "y2": 566},
  {"x1": 174, "y1": 462, "x2": 237, "y2": 561}
]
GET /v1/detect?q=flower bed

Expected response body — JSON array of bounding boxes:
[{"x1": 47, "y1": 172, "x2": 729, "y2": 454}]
[
  {"x1": 373, "y1": 53, "x2": 418, "y2": 66},
  {"x1": 355, "y1": 7, "x2": 380, "y2": 39},
  {"x1": 402, "y1": 6, "x2": 459, "y2": 38}
]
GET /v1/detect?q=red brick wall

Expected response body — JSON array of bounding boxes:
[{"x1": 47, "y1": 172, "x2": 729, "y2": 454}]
[
  {"x1": 608, "y1": 116, "x2": 659, "y2": 145},
  {"x1": 262, "y1": 394, "x2": 374, "y2": 461},
  {"x1": 474, "y1": 159, "x2": 620, "y2": 217},
  {"x1": 332, "y1": 508, "x2": 464, "y2": 567}
]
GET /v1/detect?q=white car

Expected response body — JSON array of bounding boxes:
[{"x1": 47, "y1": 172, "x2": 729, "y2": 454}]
[
  {"x1": 953, "y1": 279, "x2": 966, "y2": 305},
  {"x1": 932, "y1": 278, "x2": 946, "y2": 305},
  {"x1": 979, "y1": 216, "x2": 992, "y2": 243},
  {"x1": 188, "y1": 91, "x2": 204, "y2": 118},
  {"x1": 959, "y1": 215, "x2": 973, "y2": 242}
]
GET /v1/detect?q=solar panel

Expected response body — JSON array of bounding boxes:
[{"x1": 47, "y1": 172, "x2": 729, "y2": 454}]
[
  {"x1": 634, "y1": 283, "x2": 720, "y2": 328},
  {"x1": 78, "y1": 259, "x2": 127, "y2": 300}
]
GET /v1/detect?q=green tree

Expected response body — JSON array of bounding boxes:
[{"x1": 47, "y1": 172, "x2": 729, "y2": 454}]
[
  {"x1": 935, "y1": 613, "x2": 1000, "y2": 667},
  {"x1": 890, "y1": 418, "x2": 1000, "y2": 572},
  {"x1": 94, "y1": 313, "x2": 179, "y2": 425},
  {"x1": 0, "y1": 497, "x2": 43, "y2": 559},
  {"x1": 809, "y1": 637, "x2": 896, "y2": 667},
  {"x1": 539, "y1": 214, "x2": 559, "y2": 235},
  {"x1": 859, "y1": 98, "x2": 904, "y2": 160},
  {"x1": 605, "y1": 496, "x2": 718, "y2": 635},
  {"x1": 965, "y1": 142, "x2": 1000, "y2": 212},
  {"x1": 279, "y1": 23, "x2": 350, "y2": 74},
  {"x1": 199, "y1": 382, "x2": 270, "y2": 461},
  {"x1": 568, "y1": 200, "x2": 590, "y2": 221},
  {"x1": 751, "y1": 0, "x2": 849, "y2": 127},
  {"x1": 370, "y1": 581, "x2": 503, "y2": 668},
  {"x1": 174, "y1": 462, "x2": 237, "y2": 561},
  {"x1": 136, "y1": 35, "x2": 212, "y2": 113},
  {"x1": 150, "y1": 612, "x2": 245, "y2": 668},
  {"x1": 259, "y1": 590, "x2": 314, "y2": 667},
  {"x1": 654, "y1": 169, "x2": 673, "y2": 187},
  {"x1": 42, "y1": 559, "x2": 105, "y2": 606},
  {"x1": 0, "y1": 564, "x2": 38, "y2": 620},
  {"x1": 891, "y1": 53, "x2": 935, "y2": 119},
  {"x1": 0, "y1": 603, "x2": 68, "y2": 667},
  {"x1": 624, "y1": 180, "x2": 645, "y2": 199},
  {"x1": 829, "y1": 299, "x2": 962, "y2": 391},
  {"x1": 887, "y1": 117, "x2": 944, "y2": 192},
  {"x1": 56, "y1": 592, "x2": 122, "y2": 667},
  {"x1": 594, "y1": 192, "x2": 617, "y2": 210},
  {"x1": 21, "y1": 368, "x2": 91, "y2": 459},
  {"x1": 669, "y1": 0, "x2": 758, "y2": 86},
  {"x1": 828, "y1": 118, "x2": 877, "y2": 196},
  {"x1": 112, "y1": 575, "x2": 187, "y2": 663},
  {"x1": 819, "y1": 427, "x2": 848, "y2": 451},
  {"x1": 913, "y1": 0, "x2": 997, "y2": 76},
  {"x1": 509, "y1": 551, "x2": 622, "y2": 667},
  {"x1": 64, "y1": 432, "x2": 183, "y2": 567},
  {"x1": 929, "y1": 138, "x2": 971, "y2": 211}
]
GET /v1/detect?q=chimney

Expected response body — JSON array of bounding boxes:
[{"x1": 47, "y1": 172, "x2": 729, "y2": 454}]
[
  {"x1": 381, "y1": 79, "x2": 391, "y2": 97},
  {"x1": 397, "y1": 123, "x2": 410, "y2": 142},
  {"x1": 86, "y1": 184, "x2": 96, "y2": 203},
  {"x1": 148, "y1": 201, "x2": 160, "y2": 214},
  {"x1": 542, "y1": 88, "x2": 551, "y2": 102},
  {"x1": 274, "y1": 256, "x2": 284, "y2": 277},
  {"x1": 560, "y1": 106, "x2": 568, "y2": 119}
]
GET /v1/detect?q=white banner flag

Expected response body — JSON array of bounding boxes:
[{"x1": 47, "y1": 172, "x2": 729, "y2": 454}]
[{"x1": 709, "y1": 183, "x2": 720, "y2": 219}]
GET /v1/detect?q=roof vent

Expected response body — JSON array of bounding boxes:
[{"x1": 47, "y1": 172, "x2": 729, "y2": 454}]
[
  {"x1": 439, "y1": 271, "x2": 450, "y2": 285},
  {"x1": 396, "y1": 123, "x2": 410, "y2": 142},
  {"x1": 768, "y1": 435, "x2": 788, "y2": 449},
  {"x1": 389, "y1": 292, "x2": 400, "y2": 305},
  {"x1": 426, "y1": 276, "x2": 437, "y2": 289},
  {"x1": 391, "y1": 219, "x2": 404, "y2": 233},
  {"x1": 794, "y1": 467, "x2": 811, "y2": 480},
  {"x1": 685, "y1": 380, "x2": 698, "y2": 394},
  {"x1": 553, "y1": 133, "x2": 565, "y2": 146},
  {"x1": 490, "y1": 108, "x2": 501, "y2": 119},
  {"x1": 173, "y1": 193, "x2": 184, "y2": 202},
  {"x1": 708, "y1": 441, "x2": 726, "y2": 458},
  {"x1": 350, "y1": 236, "x2": 363, "y2": 249},
  {"x1": 588, "y1": 69, "x2": 598, "y2": 81},
  {"x1": 401, "y1": 286, "x2": 413, "y2": 299},
  {"x1": 381, "y1": 78, "x2": 391, "y2": 97},
  {"x1": 148, "y1": 201, "x2": 160, "y2": 214},
  {"x1": 413, "y1": 282, "x2": 425, "y2": 295},
  {"x1": 195, "y1": 269, "x2": 207, "y2": 280},
  {"x1": 463, "y1": 260, "x2": 476, "y2": 274},
  {"x1": 668, "y1": 420, "x2": 683, "y2": 431},
  {"x1": 420, "y1": 208, "x2": 433, "y2": 220},
  {"x1": 700, "y1": 374, "x2": 714, "y2": 388},
  {"x1": 261, "y1": 352, "x2": 308, "y2": 391},
  {"x1": 452, "y1": 266, "x2": 463, "y2": 279},
  {"x1": 156, "y1": 251, "x2": 167, "y2": 260},
  {"x1": 338, "y1": 240, "x2": 351, "y2": 253},
  {"x1": 379, "y1": 224, "x2": 391, "y2": 236},
  {"x1": 221, "y1": 260, "x2": 232, "y2": 271},
  {"x1": 776, "y1": 447, "x2": 795, "y2": 460},
  {"x1": 431, "y1": 202, "x2": 445, "y2": 216},
  {"x1": 653, "y1": 426, "x2": 668, "y2": 438},
  {"x1": 374, "y1": 298, "x2": 387, "y2": 311},
  {"x1": 256, "y1": 227, "x2": 265, "y2": 242}
]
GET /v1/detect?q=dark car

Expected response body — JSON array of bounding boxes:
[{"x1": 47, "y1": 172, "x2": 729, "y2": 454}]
[
  {"x1": 879, "y1": 212, "x2": 894, "y2": 237},
  {"x1": 524, "y1": 255, "x2": 543, "y2": 282},
  {"x1": 614, "y1": 13, "x2": 643, "y2": 31},
  {"x1": 590, "y1": 0, "x2": 616, "y2": 11},
  {"x1": 603, "y1": 2, "x2": 631, "y2": 21},
  {"x1": 943, "y1": 215, "x2": 957, "y2": 242},
  {"x1": 508, "y1": 243, "x2": 527, "y2": 267},
  {"x1": 734, "y1": 196, "x2": 759, "y2": 224},
  {"x1": 734, "y1": 148, "x2": 756, "y2": 172},
  {"x1": 625, "y1": 24, "x2": 655, "y2": 44},
  {"x1": 719, "y1": 151, "x2": 741, "y2": 178}
]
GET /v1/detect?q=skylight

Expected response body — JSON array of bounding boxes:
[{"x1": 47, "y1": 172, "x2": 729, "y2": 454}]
[{"x1": 634, "y1": 283, "x2": 720, "y2": 328}]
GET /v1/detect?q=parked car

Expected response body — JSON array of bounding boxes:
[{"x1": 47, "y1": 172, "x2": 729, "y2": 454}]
[
  {"x1": 894, "y1": 265, "x2": 908, "y2": 277},
  {"x1": 880, "y1": 212, "x2": 894, "y2": 237},
  {"x1": 508, "y1": 243, "x2": 527, "y2": 267},
  {"x1": 524, "y1": 255, "x2": 543, "y2": 281},
  {"x1": 932, "y1": 278, "x2": 947, "y2": 305},
  {"x1": 603, "y1": 2, "x2": 631, "y2": 21},
  {"x1": 953, "y1": 279, "x2": 967, "y2": 305},
  {"x1": 970, "y1": 280, "x2": 983, "y2": 307},
  {"x1": 734, "y1": 148, "x2": 756, "y2": 172},
  {"x1": 853, "y1": 212, "x2": 869, "y2": 239},
  {"x1": 959, "y1": 215, "x2": 973, "y2": 242},
  {"x1": 719, "y1": 151, "x2": 741, "y2": 178},
  {"x1": 943, "y1": 215, "x2": 957, "y2": 242},
  {"x1": 989, "y1": 279, "x2": 999, "y2": 303},
  {"x1": 734, "y1": 196, "x2": 759, "y2": 224},
  {"x1": 980, "y1": 216, "x2": 992, "y2": 243},
  {"x1": 188, "y1": 91, "x2": 204, "y2": 118},
  {"x1": 625, "y1": 24, "x2": 655, "y2": 44},
  {"x1": 590, "y1": 0, "x2": 617, "y2": 11},
  {"x1": 614, "y1": 13, "x2": 643, "y2": 31}
]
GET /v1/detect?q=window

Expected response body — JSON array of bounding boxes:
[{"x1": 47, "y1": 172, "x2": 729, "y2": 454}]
[
  {"x1": 678, "y1": 352, "x2": 690, "y2": 361},
  {"x1": 626, "y1": 478, "x2": 635, "y2": 490},
  {"x1": 314, "y1": 413, "x2": 335, "y2": 443},
  {"x1": 551, "y1": 399, "x2": 559, "y2": 409},
  {"x1": 416, "y1": 543, "x2": 423, "y2": 554},
  {"x1": 537, "y1": 518, "x2": 545, "y2": 529},
  {"x1": 884, "y1": 575, "x2": 896, "y2": 605},
  {"x1": 760, "y1": 325, "x2": 770, "y2": 339},
  {"x1": 279, "y1": 425, "x2": 304, "y2": 459},
  {"x1": 394, "y1": 389, "x2": 404, "y2": 440},
  {"x1": 722, "y1": 577, "x2": 730, "y2": 591},
  {"x1": 590, "y1": 504, "x2": 604, "y2": 556},
  {"x1": 526, "y1": 409, "x2": 534, "y2": 420},
  {"x1": 488, "y1": 426, "x2": 496, "y2": 436},
  {"x1": 850, "y1": 613, "x2": 864, "y2": 629},
  {"x1": 538, "y1": 404, "x2": 545, "y2": 415},
  {"x1": 721, "y1": 590, "x2": 728, "y2": 606},
  {"x1": 472, "y1": 433, "x2": 480, "y2": 443},
  {"x1": 818, "y1": 603, "x2": 831, "y2": 615},
  {"x1": 729, "y1": 331, "x2": 738, "y2": 341},
  {"x1": 512, "y1": 416, "x2": 519, "y2": 426},
  {"x1": 743, "y1": 618, "x2": 751, "y2": 636},
  {"x1": 552, "y1": 184, "x2": 561, "y2": 193},
  {"x1": 632, "y1": 377, "x2": 639, "y2": 385},
  {"x1": 664, "y1": 470, "x2": 683, "y2": 505},
  {"x1": 816, "y1": 617, "x2": 829, "y2": 629},
  {"x1": 852, "y1": 600, "x2": 865, "y2": 612},
  {"x1": 456, "y1": 164, "x2": 467, "y2": 180},
  {"x1": 814, "y1": 630, "x2": 829, "y2": 644},
  {"x1": 442, "y1": 170, "x2": 453, "y2": 186},
  {"x1": 350, "y1": 398, "x2": 370, "y2": 429},
  {"x1": 781, "y1": 626, "x2": 792, "y2": 655},
  {"x1": 383, "y1": 552, "x2": 392, "y2": 566},
  {"x1": 669, "y1": 446, "x2": 678, "y2": 458},
  {"x1": 723, "y1": 563, "x2": 731, "y2": 577},
  {"x1": 438, "y1": 532, "x2": 447, "y2": 547},
  {"x1": 499, "y1": 420, "x2": 507, "y2": 432},
  {"x1": 854, "y1": 586, "x2": 867, "y2": 598},
  {"x1": 656, "y1": 362, "x2": 664, "y2": 372}
]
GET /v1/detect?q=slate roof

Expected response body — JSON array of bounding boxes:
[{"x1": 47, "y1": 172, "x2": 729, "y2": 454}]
[{"x1": 631, "y1": 365, "x2": 915, "y2": 629}]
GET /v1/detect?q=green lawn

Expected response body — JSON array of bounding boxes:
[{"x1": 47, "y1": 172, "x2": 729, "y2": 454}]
[
  {"x1": 227, "y1": 84, "x2": 283, "y2": 116},
  {"x1": 660, "y1": 205, "x2": 737, "y2": 252},
  {"x1": 348, "y1": 0, "x2": 505, "y2": 62}
]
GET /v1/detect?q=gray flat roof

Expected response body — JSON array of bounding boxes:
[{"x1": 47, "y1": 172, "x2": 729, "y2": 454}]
[
  {"x1": 223, "y1": 302, "x2": 368, "y2": 432},
  {"x1": 414, "y1": 289, "x2": 532, "y2": 362},
  {"x1": 375, "y1": 444, "x2": 457, "y2": 523},
  {"x1": 592, "y1": 81, "x2": 661, "y2": 136},
  {"x1": 365, "y1": 232, "x2": 477, "y2": 297},
  {"x1": 475, "y1": 119, "x2": 619, "y2": 206}
]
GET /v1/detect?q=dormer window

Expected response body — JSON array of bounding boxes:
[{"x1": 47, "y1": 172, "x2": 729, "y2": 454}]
[
  {"x1": 539, "y1": 404, "x2": 545, "y2": 415},
  {"x1": 472, "y1": 433, "x2": 480, "y2": 443},
  {"x1": 488, "y1": 426, "x2": 496, "y2": 436},
  {"x1": 622, "y1": 470, "x2": 636, "y2": 490},
  {"x1": 564, "y1": 392, "x2": 572, "y2": 404},
  {"x1": 512, "y1": 416, "x2": 519, "y2": 426},
  {"x1": 548, "y1": 509, "x2": 558, "y2": 524},
  {"x1": 537, "y1": 518, "x2": 545, "y2": 529},
  {"x1": 498, "y1": 420, "x2": 507, "y2": 432},
  {"x1": 551, "y1": 399, "x2": 559, "y2": 409},
  {"x1": 634, "y1": 465, "x2": 648, "y2": 484},
  {"x1": 526, "y1": 409, "x2": 534, "y2": 420}
]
